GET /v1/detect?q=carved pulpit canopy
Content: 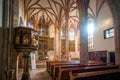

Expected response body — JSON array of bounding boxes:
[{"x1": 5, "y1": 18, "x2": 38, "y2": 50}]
[{"x1": 14, "y1": 27, "x2": 38, "y2": 51}]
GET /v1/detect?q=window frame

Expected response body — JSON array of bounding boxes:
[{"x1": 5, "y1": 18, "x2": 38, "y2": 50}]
[{"x1": 104, "y1": 27, "x2": 114, "y2": 39}]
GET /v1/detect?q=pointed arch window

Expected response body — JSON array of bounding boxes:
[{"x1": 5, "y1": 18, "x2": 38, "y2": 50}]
[
  {"x1": 39, "y1": 16, "x2": 48, "y2": 36},
  {"x1": 28, "y1": 17, "x2": 34, "y2": 28},
  {"x1": 28, "y1": 21, "x2": 33, "y2": 28},
  {"x1": 69, "y1": 28, "x2": 75, "y2": 41},
  {"x1": 88, "y1": 18, "x2": 94, "y2": 51},
  {"x1": 61, "y1": 27, "x2": 65, "y2": 39},
  {"x1": 69, "y1": 27, "x2": 75, "y2": 51}
]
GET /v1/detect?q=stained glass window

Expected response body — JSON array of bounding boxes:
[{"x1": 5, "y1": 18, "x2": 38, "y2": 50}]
[
  {"x1": 69, "y1": 28, "x2": 75, "y2": 40},
  {"x1": 88, "y1": 18, "x2": 94, "y2": 51},
  {"x1": 61, "y1": 27, "x2": 65, "y2": 39}
]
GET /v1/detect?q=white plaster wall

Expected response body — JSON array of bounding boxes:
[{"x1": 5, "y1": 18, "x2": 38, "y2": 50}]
[
  {"x1": 49, "y1": 24, "x2": 55, "y2": 38},
  {"x1": 93, "y1": 2, "x2": 114, "y2": 52},
  {"x1": 0, "y1": 0, "x2": 3, "y2": 27}
]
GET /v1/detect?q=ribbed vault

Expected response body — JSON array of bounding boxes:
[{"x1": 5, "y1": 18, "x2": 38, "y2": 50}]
[{"x1": 24, "y1": 0, "x2": 79, "y2": 29}]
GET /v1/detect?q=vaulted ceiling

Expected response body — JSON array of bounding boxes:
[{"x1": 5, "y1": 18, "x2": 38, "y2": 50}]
[
  {"x1": 24, "y1": 0, "x2": 79, "y2": 29},
  {"x1": 88, "y1": 0, "x2": 106, "y2": 20},
  {"x1": 24, "y1": 0, "x2": 106, "y2": 29}
]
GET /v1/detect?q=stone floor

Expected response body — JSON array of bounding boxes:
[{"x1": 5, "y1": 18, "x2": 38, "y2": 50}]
[{"x1": 18, "y1": 68, "x2": 52, "y2": 80}]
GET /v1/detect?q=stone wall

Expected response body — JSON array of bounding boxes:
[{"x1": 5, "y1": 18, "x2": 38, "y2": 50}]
[
  {"x1": 10, "y1": 0, "x2": 19, "y2": 80},
  {"x1": 0, "y1": 0, "x2": 19, "y2": 80},
  {"x1": 0, "y1": 27, "x2": 3, "y2": 80}
]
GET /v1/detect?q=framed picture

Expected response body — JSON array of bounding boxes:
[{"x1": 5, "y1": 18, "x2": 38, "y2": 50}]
[
  {"x1": 48, "y1": 38, "x2": 54, "y2": 50},
  {"x1": 69, "y1": 40, "x2": 75, "y2": 51},
  {"x1": 15, "y1": 33, "x2": 20, "y2": 45},
  {"x1": 20, "y1": 28, "x2": 31, "y2": 46},
  {"x1": 22, "y1": 33, "x2": 30, "y2": 45}
]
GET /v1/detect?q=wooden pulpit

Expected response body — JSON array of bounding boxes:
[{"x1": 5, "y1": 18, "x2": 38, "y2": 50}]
[{"x1": 14, "y1": 27, "x2": 38, "y2": 80}]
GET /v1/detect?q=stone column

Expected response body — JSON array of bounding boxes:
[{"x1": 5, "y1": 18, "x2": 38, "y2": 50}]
[
  {"x1": 65, "y1": 20, "x2": 69, "y2": 60},
  {"x1": 77, "y1": 0, "x2": 89, "y2": 64},
  {"x1": 65, "y1": 6, "x2": 69, "y2": 60},
  {"x1": 54, "y1": 27, "x2": 57, "y2": 57},
  {"x1": 75, "y1": 27, "x2": 78, "y2": 57},
  {"x1": 59, "y1": 28, "x2": 62, "y2": 60},
  {"x1": 55, "y1": 27, "x2": 60, "y2": 60},
  {"x1": 21, "y1": 52, "x2": 30, "y2": 80},
  {"x1": 58, "y1": 27, "x2": 61, "y2": 60},
  {"x1": 1, "y1": 0, "x2": 19, "y2": 79}
]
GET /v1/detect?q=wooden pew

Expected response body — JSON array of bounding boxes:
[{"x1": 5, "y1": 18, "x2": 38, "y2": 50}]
[
  {"x1": 46, "y1": 61, "x2": 72, "y2": 73},
  {"x1": 89, "y1": 50, "x2": 107, "y2": 63},
  {"x1": 57, "y1": 65, "x2": 119, "y2": 80},
  {"x1": 53, "y1": 64, "x2": 84, "y2": 80},
  {"x1": 69, "y1": 69, "x2": 120, "y2": 80},
  {"x1": 47, "y1": 61, "x2": 80, "y2": 74},
  {"x1": 52, "y1": 63, "x2": 106, "y2": 80},
  {"x1": 49, "y1": 61, "x2": 80, "y2": 75},
  {"x1": 46, "y1": 61, "x2": 61, "y2": 72}
]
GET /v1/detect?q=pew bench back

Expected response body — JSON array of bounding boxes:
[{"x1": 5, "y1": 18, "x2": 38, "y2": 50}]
[
  {"x1": 58, "y1": 65, "x2": 119, "y2": 80},
  {"x1": 53, "y1": 63, "x2": 107, "y2": 79},
  {"x1": 49, "y1": 61, "x2": 80, "y2": 74},
  {"x1": 69, "y1": 69, "x2": 120, "y2": 80}
]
